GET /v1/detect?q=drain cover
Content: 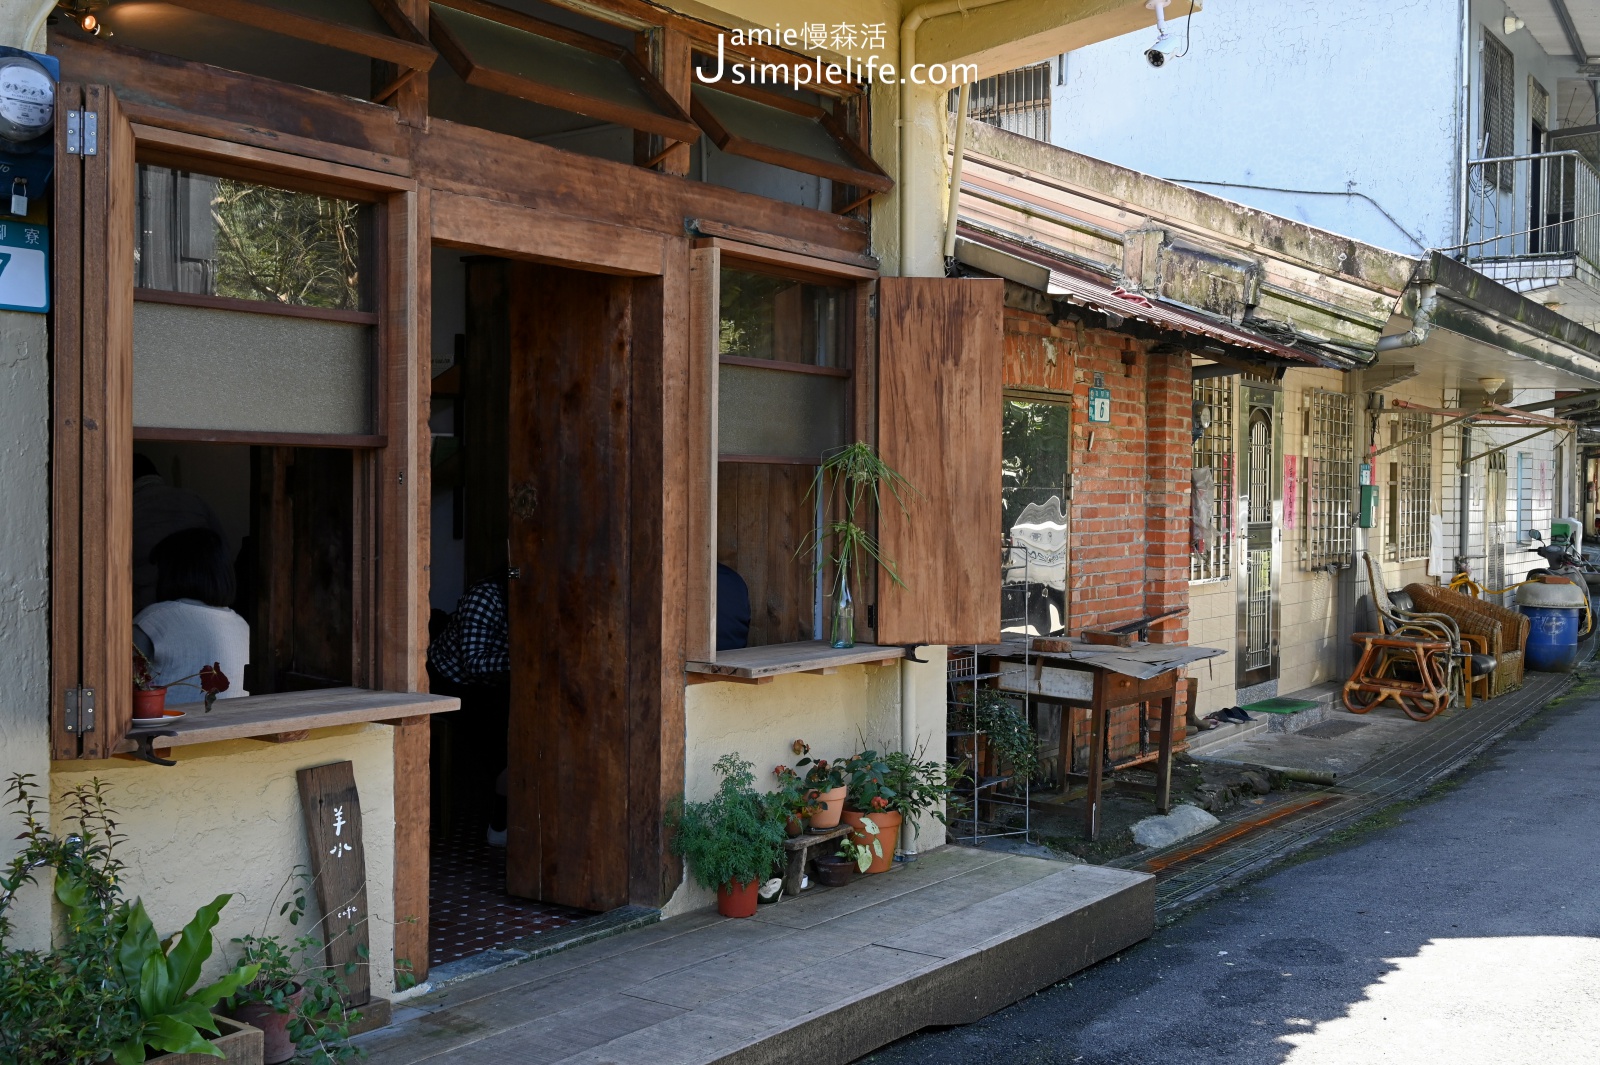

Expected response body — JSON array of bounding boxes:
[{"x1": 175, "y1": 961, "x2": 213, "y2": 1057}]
[{"x1": 1298, "y1": 719, "x2": 1369, "y2": 739}]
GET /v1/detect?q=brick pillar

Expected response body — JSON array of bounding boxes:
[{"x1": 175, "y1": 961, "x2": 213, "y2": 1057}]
[{"x1": 1143, "y1": 350, "x2": 1192, "y2": 645}]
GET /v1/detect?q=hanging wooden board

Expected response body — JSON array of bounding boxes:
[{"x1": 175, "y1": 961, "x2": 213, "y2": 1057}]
[{"x1": 297, "y1": 760, "x2": 372, "y2": 1005}]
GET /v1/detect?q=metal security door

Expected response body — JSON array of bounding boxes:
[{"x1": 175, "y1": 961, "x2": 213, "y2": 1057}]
[
  {"x1": 1237, "y1": 386, "x2": 1282, "y2": 687},
  {"x1": 1487, "y1": 452, "x2": 1509, "y2": 598}
]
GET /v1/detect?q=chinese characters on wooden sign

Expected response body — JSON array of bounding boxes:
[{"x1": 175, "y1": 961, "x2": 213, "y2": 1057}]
[{"x1": 297, "y1": 760, "x2": 371, "y2": 1005}]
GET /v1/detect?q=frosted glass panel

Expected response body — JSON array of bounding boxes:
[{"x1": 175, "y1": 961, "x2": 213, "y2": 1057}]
[
  {"x1": 718, "y1": 363, "x2": 845, "y2": 460},
  {"x1": 134, "y1": 302, "x2": 374, "y2": 435}
]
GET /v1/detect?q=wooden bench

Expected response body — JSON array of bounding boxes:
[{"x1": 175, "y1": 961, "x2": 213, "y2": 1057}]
[{"x1": 781, "y1": 825, "x2": 852, "y2": 896}]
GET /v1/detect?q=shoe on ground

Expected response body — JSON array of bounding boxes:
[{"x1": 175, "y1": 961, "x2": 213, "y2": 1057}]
[
  {"x1": 1224, "y1": 707, "x2": 1253, "y2": 723},
  {"x1": 486, "y1": 826, "x2": 507, "y2": 848}
]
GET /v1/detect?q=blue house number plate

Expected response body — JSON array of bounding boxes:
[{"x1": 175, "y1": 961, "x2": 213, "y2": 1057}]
[
  {"x1": 0, "y1": 221, "x2": 48, "y2": 313},
  {"x1": 1088, "y1": 386, "x2": 1111, "y2": 423}
]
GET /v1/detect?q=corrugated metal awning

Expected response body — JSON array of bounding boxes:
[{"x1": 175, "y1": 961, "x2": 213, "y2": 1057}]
[{"x1": 954, "y1": 229, "x2": 1351, "y2": 369}]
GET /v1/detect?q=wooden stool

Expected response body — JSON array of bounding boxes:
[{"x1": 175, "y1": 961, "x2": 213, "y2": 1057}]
[{"x1": 781, "y1": 826, "x2": 852, "y2": 896}]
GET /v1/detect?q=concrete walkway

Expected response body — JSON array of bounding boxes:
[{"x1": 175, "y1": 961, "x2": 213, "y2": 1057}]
[
  {"x1": 864, "y1": 673, "x2": 1600, "y2": 1064},
  {"x1": 357, "y1": 847, "x2": 1151, "y2": 1065}
]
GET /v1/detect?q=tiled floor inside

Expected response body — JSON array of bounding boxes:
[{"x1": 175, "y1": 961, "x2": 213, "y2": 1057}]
[{"x1": 428, "y1": 824, "x2": 594, "y2": 967}]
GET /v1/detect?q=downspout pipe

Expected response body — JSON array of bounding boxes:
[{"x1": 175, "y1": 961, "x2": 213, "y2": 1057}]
[
  {"x1": 943, "y1": 80, "x2": 972, "y2": 261},
  {"x1": 1376, "y1": 284, "x2": 1439, "y2": 352},
  {"x1": 899, "y1": 0, "x2": 1011, "y2": 276}
]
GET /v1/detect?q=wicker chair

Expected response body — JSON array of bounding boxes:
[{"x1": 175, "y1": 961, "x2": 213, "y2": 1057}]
[
  {"x1": 1344, "y1": 553, "x2": 1469, "y2": 719},
  {"x1": 1405, "y1": 583, "x2": 1527, "y2": 697}
]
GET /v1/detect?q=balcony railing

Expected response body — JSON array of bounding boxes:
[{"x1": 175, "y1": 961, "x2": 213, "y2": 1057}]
[{"x1": 1464, "y1": 150, "x2": 1599, "y2": 274}]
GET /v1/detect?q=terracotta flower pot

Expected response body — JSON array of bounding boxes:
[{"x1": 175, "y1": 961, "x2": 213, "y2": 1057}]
[
  {"x1": 717, "y1": 878, "x2": 760, "y2": 918},
  {"x1": 808, "y1": 786, "x2": 848, "y2": 829},
  {"x1": 841, "y1": 810, "x2": 901, "y2": 874},
  {"x1": 132, "y1": 686, "x2": 168, "y2": 720},
  {"x1": 230, "y1": 986, "x2": 304, "y2": 1065},
  {"x1": 811, "y1": 854, "x2": 857, "y2": 887},
  {"x1": 785, "y1": 815, "x2": 805, "y2": 838}
]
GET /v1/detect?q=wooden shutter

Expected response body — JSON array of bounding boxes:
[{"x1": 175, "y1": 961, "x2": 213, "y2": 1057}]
[
  {"x1": 875, "y1": 277, "x2": 1003, "y2": 646},
  {"x1": 51, "y1": 85, "x2": 136, "y2": 759}
]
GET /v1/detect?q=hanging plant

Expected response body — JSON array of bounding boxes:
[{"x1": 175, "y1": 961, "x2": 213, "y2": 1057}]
[{"x1": 949, "y1": 687, "x2": 1040, "y2": 784}]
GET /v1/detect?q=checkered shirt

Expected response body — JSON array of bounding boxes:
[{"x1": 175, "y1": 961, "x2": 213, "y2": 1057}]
[{"x1": 429, "y1": 578, "x2": 510, "y2": 685}]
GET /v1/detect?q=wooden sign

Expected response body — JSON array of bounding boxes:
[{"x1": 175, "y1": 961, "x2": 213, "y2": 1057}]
[{"x1": 297, "y1": 760, "x2": 371, "y2": 1005}]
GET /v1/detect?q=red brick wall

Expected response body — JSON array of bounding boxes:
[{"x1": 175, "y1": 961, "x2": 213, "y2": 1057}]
[{"x1": 1003, "y1": 308, "x2": 1193, "y2": 769}]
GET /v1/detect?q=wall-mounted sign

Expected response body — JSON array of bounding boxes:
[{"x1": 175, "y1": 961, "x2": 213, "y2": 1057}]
[
  {"x1": 0, "y1": 219, "x2": 47, "y2": 312},
  {"x1": 1283, "y1": 455, "x2": 1298, "y2": 530},
  {"x1": 1088, "y1": 385, "x2": 1111, "y2": 424}
]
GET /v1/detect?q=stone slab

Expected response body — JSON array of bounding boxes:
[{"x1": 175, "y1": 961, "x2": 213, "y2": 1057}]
[{"x1": 358, "y1": 847, "x2": 1151, "y2": 1065}]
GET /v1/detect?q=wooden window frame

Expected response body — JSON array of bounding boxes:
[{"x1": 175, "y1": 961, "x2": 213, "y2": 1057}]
[
  {"x1": 687, "y1": 240, "x2": 878, "y2": 666},
  {"x1": 429, "y1": 0, "x2": 701, "y2": 149},
  {"x1": 52, "y1": 107, "x2": 432, "y2": 761},
  {"x1": 690, "y1": 78, "x2": 895, "y2": 207},
  {"x1": 161, "y1": 0, "x2": 437, "y2": 75}
]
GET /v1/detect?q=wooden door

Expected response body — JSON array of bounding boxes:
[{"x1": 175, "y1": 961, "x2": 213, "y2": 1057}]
[
  {"x1": 876, "y1": 277, "x2": 1003, "y2": 646},
  {"x1": 504, "y1": 262, "x2": 633, "y2": 910},
  {"x1": 51, "y1": 84, "x2": 136, "y2": 760}
]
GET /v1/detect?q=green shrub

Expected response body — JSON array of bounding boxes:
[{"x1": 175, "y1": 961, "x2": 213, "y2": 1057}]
[{"x1": 669, "y1": 755, "x2": 787, "y2": 890}]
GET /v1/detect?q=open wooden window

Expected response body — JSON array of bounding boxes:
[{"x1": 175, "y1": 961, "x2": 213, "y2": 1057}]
[
  {"x1": 876, "y1": 277, "x2": 1005, "y2": 646},
  {"x1": 51, "y1": 87, "x2": 434, "y2": 762},
  {"x1": 57, "y1": 1, "x2": 435, "y2": 104},
  {"x1": 429, "y1": 0, "x2": 699, "y2": 150},
  {"x1": 690, "y1": 79, "x2": 893, "y2": 212}
]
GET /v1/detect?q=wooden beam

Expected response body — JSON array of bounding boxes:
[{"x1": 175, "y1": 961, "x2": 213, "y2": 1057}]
[
  {"x1": 431, "y1": 190, "x2": 666, "y2": 276},
  {"x1": 162, "y1": 0, "x2": 437, "y2": 71}
]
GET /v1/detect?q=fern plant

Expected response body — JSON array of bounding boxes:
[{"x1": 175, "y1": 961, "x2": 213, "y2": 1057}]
[{"x1": 669, "y1": 754, "x2": 787, "y2": 890}]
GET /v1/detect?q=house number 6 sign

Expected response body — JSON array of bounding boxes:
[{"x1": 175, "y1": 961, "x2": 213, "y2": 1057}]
[{"x1": 1088, "y1": 378, "x2": 1112, "y2": 424}]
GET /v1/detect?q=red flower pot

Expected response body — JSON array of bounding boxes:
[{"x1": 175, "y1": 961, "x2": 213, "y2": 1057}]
[
  {"x1": 717, "y1": 878, "x2": 760, "y2": 918},
  {"x1": 841, "y1": 810, "x2": 901, "y2": 874},
  {"x1": 132, "y1": 686, "x2": 168, "y2": 721},
  {"x1": 230, "y1": 986, "x2": 304, "y2": 1065}
]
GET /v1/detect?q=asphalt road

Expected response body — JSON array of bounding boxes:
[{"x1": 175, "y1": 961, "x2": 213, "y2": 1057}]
[{"x1": 862, "y1": 685, "x2": 1600, "y2": 1065}]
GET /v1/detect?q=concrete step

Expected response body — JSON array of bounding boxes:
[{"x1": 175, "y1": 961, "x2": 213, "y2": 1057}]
[
  {"x1": 1186, "y1": 681, "x2": 1344, "y2": 757},
  {"x1": 357, "y1": 847, "x2": 1152, "y2": 1065}
]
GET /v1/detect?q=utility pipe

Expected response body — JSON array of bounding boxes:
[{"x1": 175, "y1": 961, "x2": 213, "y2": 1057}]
[
  {"x1": 899, "y1": 0, "x2": 1011, "y2": 275},
  {"x1": 943, "y1": 79, "x2": 972, "y2": 261},
  {"x1": 1375, "y1": 284, "x2": 1438, "y2": 352},
  {"x1": 899, "y1": 651, "x2": 919, "y2": 860}
]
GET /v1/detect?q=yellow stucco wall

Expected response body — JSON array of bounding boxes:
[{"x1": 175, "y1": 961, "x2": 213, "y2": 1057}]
[
  {"x1": 666, "y1": 649, "x2": 947, "y2": 916},
  {"x1": 49, "y1": 725, "x2": 398, "y2": 992}
]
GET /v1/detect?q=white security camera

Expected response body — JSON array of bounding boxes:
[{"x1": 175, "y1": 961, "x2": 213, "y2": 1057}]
[{"x1": 1145, "y1": 33, "x2": 1178, "y2": 67}]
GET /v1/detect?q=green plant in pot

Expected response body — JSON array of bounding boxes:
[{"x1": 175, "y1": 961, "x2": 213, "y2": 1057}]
[
  {"x1": 770, "y1": 763, "x2": 817, "y2": 837},
  {"x1": 791, "y1": 739, "x2": 848, "y2": 829},
  {"x1": 669, "y1": 754, "x2": 788, "y2": 918},
  {"x1": 949, "y1": 687, "x2": 1040, "y2": 785},
  {"x1": 227, "y1": 874, "x2": 363, "y2": 1065},
  {"x1": 804, "y1": 442, "x2": 917, "y2": 649}
]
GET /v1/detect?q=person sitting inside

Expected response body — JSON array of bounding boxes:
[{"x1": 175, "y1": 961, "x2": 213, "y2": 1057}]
[
  {"x1": 717, "y1": 563, "x2": 751, "y2": 652},
  {"x1": 132, "y1": 453, "x2": 226, "y2": 615},
  {"x1": 428, "y1": 574, "x2": 511, "y2": 846},
  {"x1": 134, "y1": 527, "x2": 250, "y2": 707}
]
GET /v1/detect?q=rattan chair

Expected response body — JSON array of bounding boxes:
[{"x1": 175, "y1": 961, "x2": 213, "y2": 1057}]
[
  {"x1": 1405, "y1": 582, "x2": 1526, "y2": 697},
  {"x1": 1344, "y1": 553, "x2": 1472, "y2": 720}
]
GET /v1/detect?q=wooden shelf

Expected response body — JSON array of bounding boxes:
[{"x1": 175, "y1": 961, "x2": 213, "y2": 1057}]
[
  {"x1": 116, "y1": 687, "x2": 459, "y2": 753},
  {"x1": 686, "y1": 642, "x2": 906, "y2": 682}
]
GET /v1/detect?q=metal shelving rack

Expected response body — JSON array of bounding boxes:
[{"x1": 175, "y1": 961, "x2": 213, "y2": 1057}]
[{"x1": 946, "y1": 538, "x2": 1035, "y2": 844}]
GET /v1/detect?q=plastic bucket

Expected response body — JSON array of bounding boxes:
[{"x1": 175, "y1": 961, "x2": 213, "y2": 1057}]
[{"x1": 1522, "y1": 605, "x2": 1581, "y2": 672}]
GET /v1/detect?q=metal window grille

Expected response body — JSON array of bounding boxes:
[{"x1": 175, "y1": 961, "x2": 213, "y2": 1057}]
[
  {"x1": 948, "y1": 63, "x2": 1050, "y2": 142},
  {"x1": 1516, "y1": 451, "x2": 1535, "y2": 541},
  {"x1": 1482, "y1": 32, "x2": 1515, "y2": 192},
  {"x1": 1397, "y1": 412, "x2": 1432, "y2": 560},
  {"x1": 1191, "y1": 377, "x2": 1234, "y2": 582},
  {"x1": 1307, "y1": 390, "x2": 1356, "y2": 569}
]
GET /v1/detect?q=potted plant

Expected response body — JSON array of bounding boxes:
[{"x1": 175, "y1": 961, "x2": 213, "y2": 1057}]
[
  {"x1": 811, "y1": 818, "x2": 879, "y2": 887},
  {"x1": 769, "y1": 763, "x2": 816, "y2": 837},
  {"x1": 669, "y1": 754, "x2": 788, "y2": 918},
  {"x1": 133, "y1": 645, "x2": 231, "y2": 720},
  {"x1": 804, "y1": 442, "x2": 917, "y2": 649},
  {"x1": 227, "y1": 876, "x2": 362, "y2": 1065},
  {"x1": 841, "y1": 747, "x2": 963, "y2": 874},
  {"x1": 1, "y1": 774, "x2": 261, "y2": 1065},
  {"x1": 949, "y1": 687, "x2": 1040, "y2": 785},
  {"x1": 791, "y1": 739, "x2": 848, "y2": 829}
]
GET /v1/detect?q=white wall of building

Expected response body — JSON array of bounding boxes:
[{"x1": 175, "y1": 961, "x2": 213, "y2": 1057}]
[{"x1": 1050, "y1": 0, "x2": 1464, "y2": 254}]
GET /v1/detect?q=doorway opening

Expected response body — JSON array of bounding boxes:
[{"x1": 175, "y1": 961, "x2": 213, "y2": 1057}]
[{"x1": 427, "y1": 249, "x2": 639, "y2": 966}]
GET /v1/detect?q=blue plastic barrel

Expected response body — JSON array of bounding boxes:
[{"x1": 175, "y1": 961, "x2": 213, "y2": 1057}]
[{"x1": 1523, "y1": 606, "x2": 1581, "y2": 672}]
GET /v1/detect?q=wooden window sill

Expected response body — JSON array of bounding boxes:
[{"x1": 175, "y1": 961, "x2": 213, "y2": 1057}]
[
  {"x1": 115, "y1": 687, "x2": 460, "y2": 754},
  {"x1": 686, "y1": 641, "x2": 905, "y2": 683}
]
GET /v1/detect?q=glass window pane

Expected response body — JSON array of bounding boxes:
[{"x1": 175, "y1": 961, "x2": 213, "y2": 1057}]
[
  {"x1": 692, "y1": 85, "x2": 857, "y2": 170},
  {"x1": 431, "y1": 3, "x2": 654, "y2": 112},
  {"x1": 719, "y1": 266, "x2": 848, "y2": 367},
  {"x1": 134, "y1": 303, "x2": 374, "y2": 435},
  {"x1": 718, "y1": 364, "x2": 846, "y2": 460},
  {"x1": 1001, "y1": 399, "x2": 1070, "y2": 637},
  {"x1": 136, "y1": 165, "x2": 371, "y2": 311}
]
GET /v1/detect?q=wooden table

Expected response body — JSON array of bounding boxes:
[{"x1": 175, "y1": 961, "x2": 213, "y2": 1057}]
[{"x1": 994, "y1": 655, "x2": 1181, "y2": 842}]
